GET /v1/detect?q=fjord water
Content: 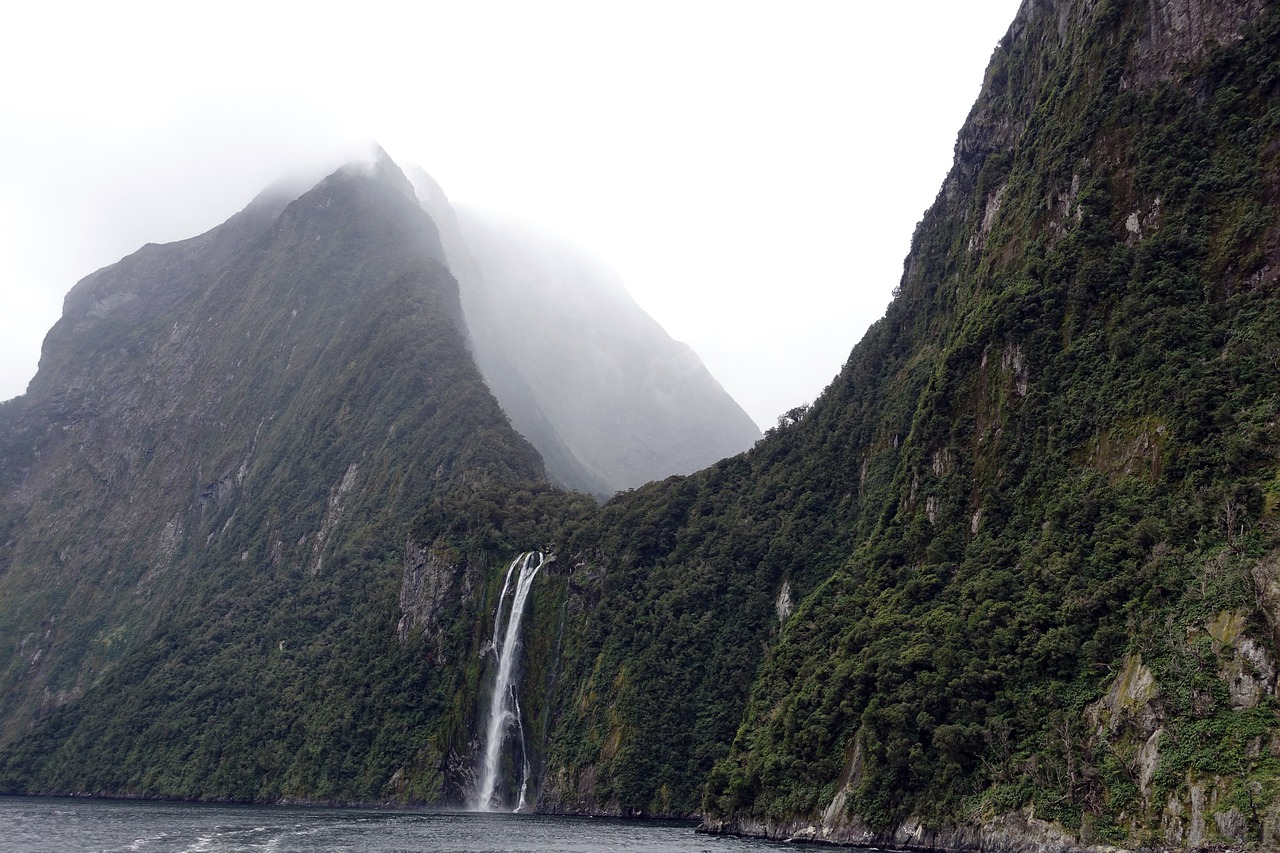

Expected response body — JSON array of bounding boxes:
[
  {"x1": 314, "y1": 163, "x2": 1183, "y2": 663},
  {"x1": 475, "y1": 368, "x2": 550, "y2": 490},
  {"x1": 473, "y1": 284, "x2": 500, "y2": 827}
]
[{"x1": 2, "y1": 798, "x2": 791, "y2": 853}]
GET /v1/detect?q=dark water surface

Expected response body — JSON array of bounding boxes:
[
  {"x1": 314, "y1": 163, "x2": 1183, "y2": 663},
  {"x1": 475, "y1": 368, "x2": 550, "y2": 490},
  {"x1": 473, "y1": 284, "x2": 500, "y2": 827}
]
[{"x1": 0, "y1": 797, "x2": 793, "y2": 853}]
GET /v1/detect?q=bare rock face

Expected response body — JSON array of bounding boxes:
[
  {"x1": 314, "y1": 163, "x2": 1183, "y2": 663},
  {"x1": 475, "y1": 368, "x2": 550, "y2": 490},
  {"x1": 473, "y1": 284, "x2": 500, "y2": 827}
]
[
  {"x1": 1206, "y1": 610, "x2": 1278, "y2": 710},
  {"x1": 397, "y1": 537, "x2": 469, "y2": 654},
  {"x1": 1088, "y1": 654, "x2": 1161, "y2": 739},
  {"x1": 1123, "y1": 0, "x2": 1269, "y2": 89},
  {"x1": 702, "y1": 810, "x2": 1116, "y2": 853}
]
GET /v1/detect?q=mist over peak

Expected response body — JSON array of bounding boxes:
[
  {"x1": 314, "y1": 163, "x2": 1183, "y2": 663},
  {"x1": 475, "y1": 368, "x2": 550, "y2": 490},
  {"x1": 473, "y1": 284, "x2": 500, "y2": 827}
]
[{"x1": 402, "y1": 158, "x2": 762, "y2": 494}]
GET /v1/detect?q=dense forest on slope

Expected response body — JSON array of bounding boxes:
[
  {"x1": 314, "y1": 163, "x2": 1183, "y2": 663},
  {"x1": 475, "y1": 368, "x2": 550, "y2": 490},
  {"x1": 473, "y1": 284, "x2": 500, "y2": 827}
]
[
  {"x1": 0, "y1": 157, "x2": 549, "y2": 800},
  {"x1": 3, "y1": 0, "x2": 1280, "y2": 850},
  {"x1": 414, "y1": 0, "x2": 1280, "y2": 848},
  {"x1": 694, "y1": 0, "x2": 1280, "y2": 847}
]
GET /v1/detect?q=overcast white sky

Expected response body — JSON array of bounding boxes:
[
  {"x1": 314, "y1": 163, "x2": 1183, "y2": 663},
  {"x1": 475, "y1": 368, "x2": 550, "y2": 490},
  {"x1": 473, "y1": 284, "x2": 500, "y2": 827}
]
[{"x1": 1, "y1": 1, "x2": 1022, "y2": 430}]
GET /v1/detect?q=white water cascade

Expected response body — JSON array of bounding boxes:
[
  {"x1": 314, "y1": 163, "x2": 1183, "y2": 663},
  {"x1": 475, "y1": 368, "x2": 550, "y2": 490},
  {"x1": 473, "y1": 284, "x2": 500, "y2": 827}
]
[{"x1": 472, "y1": 551, "x2": 544, "y2": 811}]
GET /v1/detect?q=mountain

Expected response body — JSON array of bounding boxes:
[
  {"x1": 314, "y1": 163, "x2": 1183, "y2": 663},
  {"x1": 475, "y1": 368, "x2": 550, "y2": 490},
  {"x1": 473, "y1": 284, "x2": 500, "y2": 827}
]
[
  {"x1": 405, "y1": 167, "x2": 762, "y2": 496},
  {"x1": 3, "y1": 0, "x2": 1280, "y2": 849},
  {"x1": 0, "y1": 145, "x2": 759, "y2": 803},
  {"x1": 561, "y1": 0, "x2": 1280, "y2": 847},
  {"x1": 0, "y1": 153, "x2": 557, "y2": 798}
]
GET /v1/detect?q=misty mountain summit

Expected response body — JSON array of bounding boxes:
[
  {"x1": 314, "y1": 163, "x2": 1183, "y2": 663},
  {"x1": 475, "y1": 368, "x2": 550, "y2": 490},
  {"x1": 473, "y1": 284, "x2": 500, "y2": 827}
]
[
  {"x1": 0, "y1": 145, "x2": 756, "y2": 740},
  {"x1": 0, "y1": 148, "x2": 758, "y2": 786},
  {"x1": 405, "y1": 165, "x2": 762, "y2": 495},
  {"x1": 361, "y1": 150, "x2": 763, "y2": 497},
  {"x1": 24, "y1": 148, "x2": 757, "y2": 499}
]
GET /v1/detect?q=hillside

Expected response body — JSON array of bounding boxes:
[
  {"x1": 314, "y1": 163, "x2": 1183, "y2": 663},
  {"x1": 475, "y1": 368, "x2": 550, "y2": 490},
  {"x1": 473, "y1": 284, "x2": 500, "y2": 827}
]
[
  {"x1": 0, "y1": 146, "x2": 760, "y2": 805},
  {"x1": 1, "y1": 0, "x2": 1279, "y2": 849},
  {"x1": 0, "y1": 154, "x2": 552, "y2": 799},
  {"x1": 520, "y1": 0, "x2": 1280, "y2": 848}
]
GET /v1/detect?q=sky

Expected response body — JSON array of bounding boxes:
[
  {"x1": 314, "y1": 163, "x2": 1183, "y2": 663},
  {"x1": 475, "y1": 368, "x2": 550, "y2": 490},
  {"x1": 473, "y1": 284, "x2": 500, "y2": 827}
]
[{"x1": 0, "y1": 1, "x2": 1024, "y2": 431}]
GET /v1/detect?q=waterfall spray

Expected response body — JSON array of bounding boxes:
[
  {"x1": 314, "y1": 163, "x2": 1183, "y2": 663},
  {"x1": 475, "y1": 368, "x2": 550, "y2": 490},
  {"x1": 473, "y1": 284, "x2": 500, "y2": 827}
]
[{"x1": 472, "y1": 551, "x2": 544, "y2": 811}]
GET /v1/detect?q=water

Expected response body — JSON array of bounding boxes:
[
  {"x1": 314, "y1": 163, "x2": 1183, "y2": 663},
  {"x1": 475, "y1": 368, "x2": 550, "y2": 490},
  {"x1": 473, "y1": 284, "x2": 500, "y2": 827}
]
[
  {"x1": 0, "y1": 797, "x2": 793, "y2": 853},
  {"x1": 473, "y1": 551, "x2": 543, "y2": 811}
]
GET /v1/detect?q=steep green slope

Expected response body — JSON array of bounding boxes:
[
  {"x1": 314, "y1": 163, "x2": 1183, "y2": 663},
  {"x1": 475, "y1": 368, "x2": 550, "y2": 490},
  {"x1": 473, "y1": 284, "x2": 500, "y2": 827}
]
[
  {"x1": 696, "y1": 0, "x2": 1280, "y2": 848},
  {"x1": 0, "y1": 154, "x2": 547, "y2": 800},
  {"x1": 517, "y1": 0, "x2": 1280, "y2": 848},
  {"x1": 2, "y1": 0, "x2": 1279, "y2": 846}
]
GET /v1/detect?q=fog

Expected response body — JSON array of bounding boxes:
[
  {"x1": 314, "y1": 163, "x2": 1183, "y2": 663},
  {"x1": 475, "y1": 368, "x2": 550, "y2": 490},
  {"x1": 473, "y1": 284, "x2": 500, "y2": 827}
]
[
  {"x1": 444, "y1": 199, "x2": 764, "y2": 494},
  {"x1": 0, "y1": 1, "x2": 1023, "y2": 429}
]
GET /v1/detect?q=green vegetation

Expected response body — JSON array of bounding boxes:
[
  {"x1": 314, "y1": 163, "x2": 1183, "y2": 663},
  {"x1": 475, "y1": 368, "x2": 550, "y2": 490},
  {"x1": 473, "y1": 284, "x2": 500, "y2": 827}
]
[
  {"x1": 0, "y1": 163, "x2": 549, "y2": 802},
  {"x1": 3, "y1": 3, "x2": 1280, "y2": 849},
  {"x1": 695, "y1": 1, "x2": 1280, "y2": 845}
]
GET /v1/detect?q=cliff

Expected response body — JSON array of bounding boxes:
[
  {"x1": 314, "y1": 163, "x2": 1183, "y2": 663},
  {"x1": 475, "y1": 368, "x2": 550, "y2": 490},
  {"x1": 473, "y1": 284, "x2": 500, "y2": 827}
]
[
  {"x1": 0, "y1": 153, "x2": 547, "y2": 798},
  {"x1": 432, "y1": 0, "x2": 1280, "y2": 848},
  {"x1": 0, "y1": 148, "x2": 762, "y2": 805},
  {"x1": 692, "y1": 0, "x2": 1280, "y2": 848},
  {"x1": 2, "y1": 1, "x2": 1279, "y2": 848}
]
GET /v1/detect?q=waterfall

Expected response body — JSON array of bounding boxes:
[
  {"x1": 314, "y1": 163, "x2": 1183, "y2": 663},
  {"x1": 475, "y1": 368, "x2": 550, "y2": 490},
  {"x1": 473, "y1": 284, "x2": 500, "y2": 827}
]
[{"x1": 472, "y1": 551, "x2": 544, "y2": 811}]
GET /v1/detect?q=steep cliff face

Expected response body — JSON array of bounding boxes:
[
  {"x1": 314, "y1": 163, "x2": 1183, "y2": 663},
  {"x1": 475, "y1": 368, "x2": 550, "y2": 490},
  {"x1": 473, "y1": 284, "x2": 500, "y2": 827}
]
[
  {"x1": 1, "y1": 0, "x2": 1278, "y2": 841},
  {"x1": 0, "y1": 183, "x2": 297, "y2": 740},
  {"x1": 432, "y1": 0, "x2": 1280, "y2": 845},
  {"x1": 0, "y1": 144, "x2": 764, "y2": 804},
  {"x1": 0, "y1": 153, "x2": 547, "y2": 799},
  {"x1": 692, "y1": 0, "x2": 1280, "y2": 848}
]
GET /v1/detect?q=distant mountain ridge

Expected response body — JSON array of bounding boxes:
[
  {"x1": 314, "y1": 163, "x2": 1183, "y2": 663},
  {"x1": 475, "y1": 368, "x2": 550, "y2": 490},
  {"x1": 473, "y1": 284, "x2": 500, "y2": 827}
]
[{"x1": 406, "y1": 167, "x2": 761, "y2": 495}]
